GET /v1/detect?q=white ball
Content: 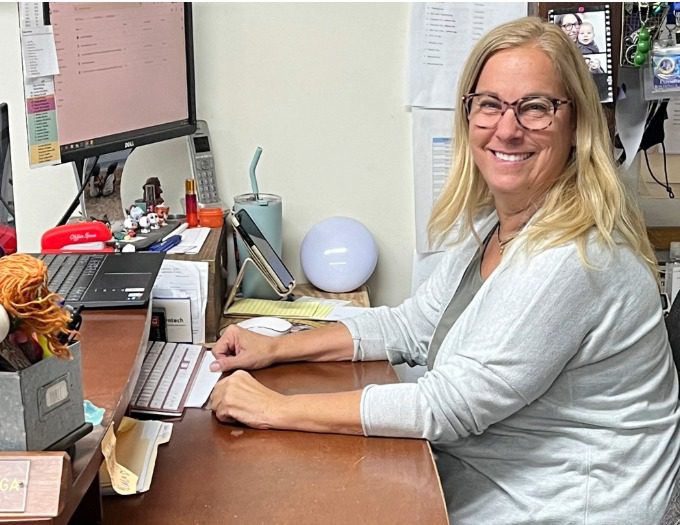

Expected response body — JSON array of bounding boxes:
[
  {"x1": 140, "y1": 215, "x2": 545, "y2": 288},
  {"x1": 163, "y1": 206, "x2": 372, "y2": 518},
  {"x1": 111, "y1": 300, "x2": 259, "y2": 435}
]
[
  {"x1": 0, "y1": 305, "x2": 10, "y2": 342},
  {"x1": 300, "y1": 217, "x2": 378, "y2": 293}
]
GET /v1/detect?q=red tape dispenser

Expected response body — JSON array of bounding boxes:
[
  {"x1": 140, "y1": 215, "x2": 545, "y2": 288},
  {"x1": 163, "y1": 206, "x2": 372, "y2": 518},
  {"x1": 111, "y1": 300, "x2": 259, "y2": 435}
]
[{"x1": 41, "y1": 222, "x2": 114, "y2": 253}]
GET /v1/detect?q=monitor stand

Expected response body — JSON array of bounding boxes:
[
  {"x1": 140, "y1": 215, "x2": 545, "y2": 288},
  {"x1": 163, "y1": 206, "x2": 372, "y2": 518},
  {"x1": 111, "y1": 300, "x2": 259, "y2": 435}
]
[{"x1": 58, "y1": 148, "x2": 134, "y2": 227}]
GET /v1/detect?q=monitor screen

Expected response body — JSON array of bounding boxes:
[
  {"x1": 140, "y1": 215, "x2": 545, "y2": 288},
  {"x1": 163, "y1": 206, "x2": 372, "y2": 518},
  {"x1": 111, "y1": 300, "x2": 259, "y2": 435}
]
[
  {"x1": 44, "y1": 2, "x2": 196, "y2": 164},
  {"x1": 0, "y1": 103, "x2": 17, "y2": 254}
]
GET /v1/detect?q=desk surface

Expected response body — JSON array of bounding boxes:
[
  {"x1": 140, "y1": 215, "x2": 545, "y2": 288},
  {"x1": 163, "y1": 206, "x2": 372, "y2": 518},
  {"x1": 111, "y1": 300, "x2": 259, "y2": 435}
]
[
  {"x1": 0, "y1": 308, "x2": 150, "y2": 524},
  {"x1": 7, "y1": 305, "x2": 446, "y2": 524},
  {"x1": 103, "y1": 363, "x2": 448, "y2": 524}
]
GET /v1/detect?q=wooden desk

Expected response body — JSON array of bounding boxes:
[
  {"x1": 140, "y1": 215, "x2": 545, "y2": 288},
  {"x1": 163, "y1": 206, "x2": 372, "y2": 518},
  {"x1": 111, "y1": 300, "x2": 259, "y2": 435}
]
[
  {"x1": 7, "y1": 305, "x2": 446, "y2": 523},
  {"x1": 0, "y1": 308, "x2": 150, "y2": 524},
  {"x1": 102, "y1": 362, "x2": 448, "y2": 524}
]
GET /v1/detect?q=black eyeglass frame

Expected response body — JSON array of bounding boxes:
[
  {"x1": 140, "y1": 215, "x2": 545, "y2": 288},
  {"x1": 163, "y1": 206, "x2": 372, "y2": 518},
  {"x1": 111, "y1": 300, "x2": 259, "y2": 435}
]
[
  {"x1": 560, "y1": 22, "x2": 580, "y2": 30},
  {"x1": 462, "y1": 93, "x2": 572, "y2": 131}
]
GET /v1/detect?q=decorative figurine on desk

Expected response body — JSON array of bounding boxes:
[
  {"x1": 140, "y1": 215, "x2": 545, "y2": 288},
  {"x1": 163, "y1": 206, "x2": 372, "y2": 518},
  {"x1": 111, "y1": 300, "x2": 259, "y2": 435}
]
[
  {"x1": 129, "y1": 205, "x2": 145, "y2": 222},
  {"x1": 138, "y1": 215, "x2": 151, "y2": 234},
  {"x1": 0, "y1": 254, "x2": 77, "y2": 370},
  {"x1": 148, "y1": 212, "x2": 160, "y2": 230},
  {"x1": 156, "y1": 204, "x2": 169, "y2": 226}
]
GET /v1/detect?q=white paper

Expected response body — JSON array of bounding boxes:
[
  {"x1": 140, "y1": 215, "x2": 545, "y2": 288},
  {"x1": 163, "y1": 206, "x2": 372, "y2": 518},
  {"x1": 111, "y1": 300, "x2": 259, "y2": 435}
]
[
  {"x1": 408, "y1": 2, "x2": 527, "y2": 109},
  {"x1": 413, "y1": 107, "x2": 454, "y2": 253},
  {"x1": 21, "y1": 26, "x2": 60, "y2": 79},
  {"x1": 153, "y1": 260, "x2": 209, "y2": 344},
  {"x1": 672, "y1": 264, "x2": 680, "y2": 306},
  {"x1": 662, "y1": 98, "x2": 680, "y2": 154},
  {"x1": 153, "y1": 297, "x2": 193, "y2": 343},
  {"x1": 167, "y1": 227, "x2": 210, "y2": 255},
  {"x1": 20, "y1": 2, "x2": 43, "y2": 29},
  {"x1": 615, "y1": 67, "x2": 648, "y2": 170},
  {"x1": 295, "y1": 295, "x2": 351, "y2": 307},
  {"x1": 185, "y1": 350, "x2": 222, "y2": 408}
]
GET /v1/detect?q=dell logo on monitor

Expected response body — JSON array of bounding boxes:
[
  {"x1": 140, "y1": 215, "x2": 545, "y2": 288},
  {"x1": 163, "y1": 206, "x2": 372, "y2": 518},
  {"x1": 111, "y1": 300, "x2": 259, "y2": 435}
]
[{"x1": 125, "y1": 141, "x2": 135, "y2": 148}]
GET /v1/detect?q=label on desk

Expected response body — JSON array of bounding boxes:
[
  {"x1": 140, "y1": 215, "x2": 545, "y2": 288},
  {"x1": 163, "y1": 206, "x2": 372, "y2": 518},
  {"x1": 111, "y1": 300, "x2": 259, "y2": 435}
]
[{"x1": 0, "y1": 459, "x2": 29, "y2": 512}]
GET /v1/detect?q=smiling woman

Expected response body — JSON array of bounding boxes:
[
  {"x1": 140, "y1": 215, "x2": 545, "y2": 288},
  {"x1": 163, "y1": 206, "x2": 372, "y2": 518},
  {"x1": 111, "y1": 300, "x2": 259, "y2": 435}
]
[{"x1": 208, "y1": 17, "x2": 680, "y2": 525}]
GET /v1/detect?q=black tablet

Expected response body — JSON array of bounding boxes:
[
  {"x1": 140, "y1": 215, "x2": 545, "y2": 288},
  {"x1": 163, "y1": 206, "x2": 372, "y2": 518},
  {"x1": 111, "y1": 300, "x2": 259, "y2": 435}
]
[{"x1": 229, "y1": 208, "x2": 295, "y2": 295}]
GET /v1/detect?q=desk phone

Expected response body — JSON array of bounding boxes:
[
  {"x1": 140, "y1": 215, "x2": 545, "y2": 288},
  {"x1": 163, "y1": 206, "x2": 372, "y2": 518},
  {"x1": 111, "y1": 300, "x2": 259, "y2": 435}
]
[{"x1": 188, "y1": 120, "x2": 221, "y2": 205}]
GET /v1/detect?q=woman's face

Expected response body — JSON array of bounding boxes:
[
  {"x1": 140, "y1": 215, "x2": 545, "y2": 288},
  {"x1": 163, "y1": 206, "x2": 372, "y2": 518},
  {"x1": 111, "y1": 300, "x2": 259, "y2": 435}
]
[
  {"x1": 468, "y1": 47, "x2": 574, "y2": 208},
  {"x1": 560, "y1": 14, "x2": 581, "y2": 42}
]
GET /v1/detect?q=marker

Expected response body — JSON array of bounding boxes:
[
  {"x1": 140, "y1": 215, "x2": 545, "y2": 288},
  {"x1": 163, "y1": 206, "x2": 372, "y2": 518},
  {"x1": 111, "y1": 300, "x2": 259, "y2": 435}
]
[{"x1": 161, "y1": 222, "x2": 188, "y2": 242}]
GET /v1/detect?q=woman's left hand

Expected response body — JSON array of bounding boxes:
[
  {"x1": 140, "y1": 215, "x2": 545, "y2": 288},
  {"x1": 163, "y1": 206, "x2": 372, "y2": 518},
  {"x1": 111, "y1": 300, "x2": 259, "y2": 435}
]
[{"x1": 209, "y1": 370, "x2": 284, "y2": 428}]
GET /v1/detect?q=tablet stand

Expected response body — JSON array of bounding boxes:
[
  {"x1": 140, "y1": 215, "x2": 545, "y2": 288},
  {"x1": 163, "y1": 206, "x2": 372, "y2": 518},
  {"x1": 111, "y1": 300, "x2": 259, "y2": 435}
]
[{"x1": 225, "y1": 257, "x2": 294, "y2": 310}]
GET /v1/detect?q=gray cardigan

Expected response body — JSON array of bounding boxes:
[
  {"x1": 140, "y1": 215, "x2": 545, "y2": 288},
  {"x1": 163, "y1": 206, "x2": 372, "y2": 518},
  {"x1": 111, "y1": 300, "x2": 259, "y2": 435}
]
[{"x1": 343, "y1": 212, "x2": 680, "y2": 524}]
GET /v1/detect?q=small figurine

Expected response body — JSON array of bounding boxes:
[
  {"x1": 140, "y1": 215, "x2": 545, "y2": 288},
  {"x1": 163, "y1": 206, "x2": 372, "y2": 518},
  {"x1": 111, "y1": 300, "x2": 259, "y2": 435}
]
[
  {"x1": 139, "y1": 215, "x2": 151, "y2": 234},
  {"x1": 123, "y1": 215, "x2": 138, "y2": 233},
  {"x1": 129, "y1": 205, "x2": 145, "y2": 222},
  {"x1": 156, "y1": 204, "x2": 169, "y2": 226},
  {"x1": 148, "y1": 212, "x2": 159, "y2": 230}
]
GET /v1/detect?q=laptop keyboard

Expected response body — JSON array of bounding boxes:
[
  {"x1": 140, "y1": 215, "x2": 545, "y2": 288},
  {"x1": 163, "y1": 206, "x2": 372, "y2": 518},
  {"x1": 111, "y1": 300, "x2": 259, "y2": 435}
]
[
  {"x1": 130, "y1": 341, "x2": 202, "y2": 415},
  {"x1": 40, "y1": 253, "x2": 106, "y2": 302}
]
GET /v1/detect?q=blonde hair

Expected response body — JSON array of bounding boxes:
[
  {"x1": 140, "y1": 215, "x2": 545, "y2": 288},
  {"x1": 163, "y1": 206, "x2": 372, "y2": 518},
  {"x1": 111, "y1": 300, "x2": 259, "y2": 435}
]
[{"x1": 427, "y1": 17, "x2": 656, "y2": 277}]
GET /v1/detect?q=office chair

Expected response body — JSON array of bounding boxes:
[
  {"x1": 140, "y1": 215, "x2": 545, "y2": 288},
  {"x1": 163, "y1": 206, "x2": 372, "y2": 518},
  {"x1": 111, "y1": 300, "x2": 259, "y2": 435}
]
[{"x1": 662, "y1": 293, "x2": 680, "y2": 525}]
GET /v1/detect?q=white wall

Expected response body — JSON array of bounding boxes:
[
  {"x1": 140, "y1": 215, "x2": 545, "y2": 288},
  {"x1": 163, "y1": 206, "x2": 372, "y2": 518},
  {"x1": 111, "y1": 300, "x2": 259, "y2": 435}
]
[{"x1": 1, "y1": 2, "x2": 414, "y2": 307}]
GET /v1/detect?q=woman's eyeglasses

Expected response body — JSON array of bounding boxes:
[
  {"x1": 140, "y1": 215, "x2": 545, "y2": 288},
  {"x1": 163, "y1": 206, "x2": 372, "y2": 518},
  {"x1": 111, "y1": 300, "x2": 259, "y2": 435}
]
[
  {"x1": 560, "y1": 22, "x2": 580, "y2": 31},
  {"x1": 462, "y1": 93, "x2": 571, "y2": 131}
]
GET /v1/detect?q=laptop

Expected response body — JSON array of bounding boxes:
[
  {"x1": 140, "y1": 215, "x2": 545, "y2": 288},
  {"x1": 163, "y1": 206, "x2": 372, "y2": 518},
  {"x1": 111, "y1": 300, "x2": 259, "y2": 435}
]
[{"x1": 38, "y1": 252, "x2": 165, "y2": 309}]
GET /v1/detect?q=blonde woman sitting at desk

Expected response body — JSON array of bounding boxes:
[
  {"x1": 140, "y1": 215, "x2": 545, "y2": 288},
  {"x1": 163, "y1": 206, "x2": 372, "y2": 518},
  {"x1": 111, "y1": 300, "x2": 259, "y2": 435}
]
[{"x1": 209, "y1": 17, "x2": 680, "y2": 524}]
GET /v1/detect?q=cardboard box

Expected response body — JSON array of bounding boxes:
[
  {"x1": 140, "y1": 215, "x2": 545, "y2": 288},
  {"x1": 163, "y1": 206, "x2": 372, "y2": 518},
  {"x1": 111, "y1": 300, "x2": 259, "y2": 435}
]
[{"x1": 0, "y1": 343, "x2": 85, "y2": 451}]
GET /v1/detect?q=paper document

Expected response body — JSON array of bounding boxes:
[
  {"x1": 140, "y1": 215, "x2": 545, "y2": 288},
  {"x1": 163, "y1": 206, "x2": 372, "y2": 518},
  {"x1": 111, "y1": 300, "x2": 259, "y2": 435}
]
[
  {"x1": 226, "y1": 298, "x2": 334, "y2": 320},
  {"x1": 167, "y1": 226, "x2": 210, "y2": 255},
  {"x1": 413, "y1": 107, "x2": 453, "y2": 253},
  {"x1": 153, "y1": 260, "x2": 209, "y2": 344},
  {"x1": 185, "y1": 350, "x2": 222, "y2": 408},
  {"x1": 100, "y1": 417, "x2": 173, "y2": 495},
  {"x1": 408, "y1": 2, "x2": 527, "y2": 108},
  {"x1": 21, "y1": 26, "x2": 60, "y2": 79}
]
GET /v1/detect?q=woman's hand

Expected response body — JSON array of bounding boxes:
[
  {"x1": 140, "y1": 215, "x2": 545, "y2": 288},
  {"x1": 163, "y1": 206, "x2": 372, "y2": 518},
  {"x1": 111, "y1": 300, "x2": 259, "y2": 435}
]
[
  {"x1": 209, "y1": 324, "x2": 278, "y2": 373},
  {"x1": 209, "y1": 370, "x2": 284, "y2": 428}
]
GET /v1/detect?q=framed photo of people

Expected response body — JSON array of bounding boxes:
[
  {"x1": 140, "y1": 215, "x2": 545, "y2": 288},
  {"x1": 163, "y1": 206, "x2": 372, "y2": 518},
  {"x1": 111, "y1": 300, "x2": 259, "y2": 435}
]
[{"x1": 549, "y1": 5, "x2": 613, "y2": 103}]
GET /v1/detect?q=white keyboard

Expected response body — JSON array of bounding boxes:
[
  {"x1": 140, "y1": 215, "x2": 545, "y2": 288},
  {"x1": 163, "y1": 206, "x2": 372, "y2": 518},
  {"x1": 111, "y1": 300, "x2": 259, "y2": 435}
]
[{"x1": 131, "y1": 341, "x2": 203, "y2": 416}]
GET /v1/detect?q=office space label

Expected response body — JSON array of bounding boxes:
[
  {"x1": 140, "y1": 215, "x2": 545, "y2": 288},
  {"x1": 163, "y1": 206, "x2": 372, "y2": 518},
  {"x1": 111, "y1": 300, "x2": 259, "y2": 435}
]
[{"x1": 0, "y1": 459, "x2": 29, "y2": 512}]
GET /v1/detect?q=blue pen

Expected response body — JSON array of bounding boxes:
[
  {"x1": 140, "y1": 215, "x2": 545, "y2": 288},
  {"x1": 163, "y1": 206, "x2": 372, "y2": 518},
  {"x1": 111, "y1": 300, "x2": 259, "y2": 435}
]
[{"x1": 148, "y1": 234, "x2": 182, "y2": 252}]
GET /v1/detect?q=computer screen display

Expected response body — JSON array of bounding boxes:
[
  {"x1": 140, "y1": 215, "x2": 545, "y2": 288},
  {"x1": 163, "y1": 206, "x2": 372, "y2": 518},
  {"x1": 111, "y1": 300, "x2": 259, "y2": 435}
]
[
  {"x1": 0, "y1": 103, "x2": 16, "y2": 254},
  {"x1": 44, "y1": 2, "x2": 196, "y2": 164}
]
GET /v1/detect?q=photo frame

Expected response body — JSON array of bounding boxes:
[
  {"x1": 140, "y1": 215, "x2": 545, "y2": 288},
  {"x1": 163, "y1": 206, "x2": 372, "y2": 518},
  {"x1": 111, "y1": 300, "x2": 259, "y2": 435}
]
[{"x1": 549, "y1": 5, "x2": 613, "y2": 103}]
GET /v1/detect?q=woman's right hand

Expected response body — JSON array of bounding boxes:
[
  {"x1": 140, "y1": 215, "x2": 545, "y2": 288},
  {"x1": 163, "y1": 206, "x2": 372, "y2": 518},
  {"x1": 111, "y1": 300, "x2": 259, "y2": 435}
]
[{"x1": 209, "y1": 324, "x2": 279, "y2": 373}]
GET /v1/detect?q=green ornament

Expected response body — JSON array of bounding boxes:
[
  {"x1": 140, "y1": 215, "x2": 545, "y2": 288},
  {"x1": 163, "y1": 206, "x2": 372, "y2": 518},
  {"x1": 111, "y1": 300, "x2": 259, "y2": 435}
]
[
  {"x1": 639, "y1": 26, "x2": 651, "y2": 41},
  {"x1": 634, "y1": 51, "x2": 647, "y2": 66},
  {"x1": 637, "y1": 40, "x2": 651, "y2": 53}
]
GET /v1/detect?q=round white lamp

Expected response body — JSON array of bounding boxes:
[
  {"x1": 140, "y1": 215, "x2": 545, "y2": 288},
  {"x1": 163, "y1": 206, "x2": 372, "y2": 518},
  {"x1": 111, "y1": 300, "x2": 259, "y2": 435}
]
[{"x1": 300, "y1": 217, "x2": 378, "y2": 293}]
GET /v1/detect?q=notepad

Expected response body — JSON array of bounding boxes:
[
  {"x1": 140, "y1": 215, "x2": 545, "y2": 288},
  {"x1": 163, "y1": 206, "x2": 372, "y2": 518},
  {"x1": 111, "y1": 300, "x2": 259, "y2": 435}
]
[{"x1": 225, "y1": 298, "x2": 334, "y2": 320}]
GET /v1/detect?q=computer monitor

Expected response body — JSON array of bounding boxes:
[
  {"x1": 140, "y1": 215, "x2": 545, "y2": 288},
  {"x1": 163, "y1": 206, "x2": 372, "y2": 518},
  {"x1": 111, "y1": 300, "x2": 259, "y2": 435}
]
[
  {"x1": 44, "y1": 2, "x2": 196, "y2": 164},
  {"x1": 0, "y1": 103, "x2": 16, "y2": 255},
  {"x1": 43, "y1": 3, "x2": 196, "y2": 225}
]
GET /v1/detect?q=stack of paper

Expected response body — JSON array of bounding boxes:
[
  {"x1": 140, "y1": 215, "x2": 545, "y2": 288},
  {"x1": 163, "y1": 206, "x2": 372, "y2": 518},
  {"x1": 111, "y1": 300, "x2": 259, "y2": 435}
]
[
  {"x1": 153, "y1": 259, "x2": 209, "y2": 344},
  {"x1": 100, "y1": 417, "x2": 173, "y2": 495},
  {"x1": 226, "y1": 298, "x2": 334, "y2": 320}
]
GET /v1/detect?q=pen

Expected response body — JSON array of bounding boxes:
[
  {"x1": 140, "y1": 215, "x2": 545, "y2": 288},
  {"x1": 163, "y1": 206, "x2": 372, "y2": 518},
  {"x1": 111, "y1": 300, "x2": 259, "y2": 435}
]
[
  {"x1": 148, "y1": 235, "x2": 182, "y2": 252},
  {"x1": 161, "y1": 222, "x2": 188, "y2": 242}
]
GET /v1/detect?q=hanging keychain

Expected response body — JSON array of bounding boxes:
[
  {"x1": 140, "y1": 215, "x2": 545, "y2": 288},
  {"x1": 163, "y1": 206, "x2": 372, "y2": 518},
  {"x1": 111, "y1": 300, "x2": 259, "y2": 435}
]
[{"x1": 634, "y1": 2, "x2": 653, "y2": 67}]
